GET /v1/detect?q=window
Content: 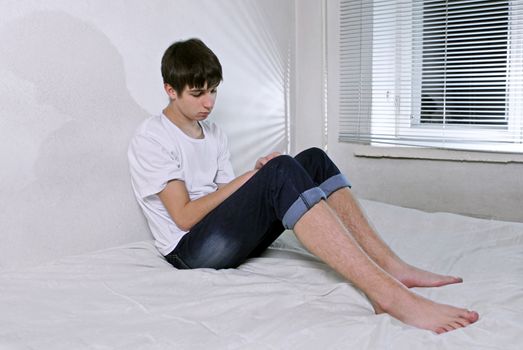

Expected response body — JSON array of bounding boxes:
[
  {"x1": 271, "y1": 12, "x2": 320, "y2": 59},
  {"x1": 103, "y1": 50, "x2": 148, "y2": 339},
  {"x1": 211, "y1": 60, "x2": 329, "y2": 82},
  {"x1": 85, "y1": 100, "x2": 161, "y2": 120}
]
[
  {"x1": 339, "y1": 0, "x2": 523, "y2": 153},
  {"x1": 420, "y1": 0, "x2": 508, "y2": 126}
]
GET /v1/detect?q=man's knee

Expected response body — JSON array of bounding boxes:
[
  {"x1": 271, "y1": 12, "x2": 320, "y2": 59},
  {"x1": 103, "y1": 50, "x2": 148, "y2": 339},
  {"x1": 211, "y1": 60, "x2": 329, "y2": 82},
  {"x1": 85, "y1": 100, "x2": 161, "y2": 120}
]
[
  {"x1": 294, "y1": 148, "x2": 332, "y2": 172},
  {"x1": 257, "y1": 154, "x2": 331, "y2": 230},
  {"x1": 297, "y1": 147, "x2": 328, "y2": 162},
  {"x1": 304, "y1": 147, "x2": 327, "y2": 158},
  {"x1": 264, "y1": 154, "x2": 303, "y2": 178}
]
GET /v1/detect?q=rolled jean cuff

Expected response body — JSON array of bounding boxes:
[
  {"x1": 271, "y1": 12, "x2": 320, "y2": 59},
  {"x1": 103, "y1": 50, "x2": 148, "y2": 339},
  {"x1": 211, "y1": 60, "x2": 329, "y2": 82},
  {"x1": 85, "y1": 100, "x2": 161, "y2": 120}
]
[
  {"x1": 282, "y1": 187, "x2": 326, "y2": 229},
  {"x1": 319, "y1": 173, "x2": 351, "y2": 198}
]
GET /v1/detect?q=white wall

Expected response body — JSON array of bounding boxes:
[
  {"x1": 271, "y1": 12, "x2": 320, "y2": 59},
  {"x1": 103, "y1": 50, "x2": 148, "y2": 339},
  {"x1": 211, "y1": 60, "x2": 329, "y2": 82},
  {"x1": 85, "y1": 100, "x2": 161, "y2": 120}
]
[
  {"x1": 293, "y1": 0, "x2": 326, "y2": 153},
  {"x1": 0, "y1": 0, "x2": 295, "y2": 269},
  {"x1": 323, "y1": 1, "x2": 523, "y2": 222}
]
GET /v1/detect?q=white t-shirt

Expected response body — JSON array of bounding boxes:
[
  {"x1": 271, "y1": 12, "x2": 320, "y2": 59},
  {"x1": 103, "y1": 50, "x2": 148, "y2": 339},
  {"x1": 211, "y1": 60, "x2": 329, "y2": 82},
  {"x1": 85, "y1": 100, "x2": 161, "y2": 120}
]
[{"x1": 128, "y1": 113, "x2": 235, "y2": 255}]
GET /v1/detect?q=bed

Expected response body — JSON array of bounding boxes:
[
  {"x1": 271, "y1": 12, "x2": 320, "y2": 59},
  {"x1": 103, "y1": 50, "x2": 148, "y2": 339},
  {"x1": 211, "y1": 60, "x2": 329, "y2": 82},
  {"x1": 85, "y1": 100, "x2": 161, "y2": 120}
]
[{"x1": 1, "y1": 199, "x2": 522, "y2": 349}]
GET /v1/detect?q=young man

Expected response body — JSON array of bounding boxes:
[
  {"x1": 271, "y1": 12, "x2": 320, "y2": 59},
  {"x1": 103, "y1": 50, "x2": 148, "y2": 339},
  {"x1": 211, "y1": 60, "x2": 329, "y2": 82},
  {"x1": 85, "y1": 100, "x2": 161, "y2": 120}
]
[{"x1": 128, "y1": 38, "x2": 479, "y2": 334}]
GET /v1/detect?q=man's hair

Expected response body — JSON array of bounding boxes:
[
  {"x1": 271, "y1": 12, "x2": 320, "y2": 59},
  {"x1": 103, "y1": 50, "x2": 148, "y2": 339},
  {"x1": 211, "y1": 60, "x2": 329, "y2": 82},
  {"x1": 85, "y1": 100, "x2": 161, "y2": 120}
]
[{"x1": 161, "y1": 38, "x2": 223, "y2": 95}]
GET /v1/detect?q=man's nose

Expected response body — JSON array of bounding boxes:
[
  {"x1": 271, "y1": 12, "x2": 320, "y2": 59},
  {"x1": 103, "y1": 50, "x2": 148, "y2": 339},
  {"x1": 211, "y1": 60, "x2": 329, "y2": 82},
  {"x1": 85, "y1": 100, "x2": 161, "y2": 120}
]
[{"x1": 202, "y1": 93, "x2": 215, "y2": 109}]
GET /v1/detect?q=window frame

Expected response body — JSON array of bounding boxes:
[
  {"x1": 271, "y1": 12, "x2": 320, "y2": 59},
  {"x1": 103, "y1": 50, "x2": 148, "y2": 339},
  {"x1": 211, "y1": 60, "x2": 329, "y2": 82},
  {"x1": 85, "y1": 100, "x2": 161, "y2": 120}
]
[{"x1": 337, "y1": 0, "x2": 523, "y2": 154}]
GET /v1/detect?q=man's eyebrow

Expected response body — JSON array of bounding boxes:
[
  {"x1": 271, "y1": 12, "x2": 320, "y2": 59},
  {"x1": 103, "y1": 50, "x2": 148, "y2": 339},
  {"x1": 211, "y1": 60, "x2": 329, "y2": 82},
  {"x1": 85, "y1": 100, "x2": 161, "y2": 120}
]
[{"x1": 189, "y1": 86, "x2": 217, "y2": 92}]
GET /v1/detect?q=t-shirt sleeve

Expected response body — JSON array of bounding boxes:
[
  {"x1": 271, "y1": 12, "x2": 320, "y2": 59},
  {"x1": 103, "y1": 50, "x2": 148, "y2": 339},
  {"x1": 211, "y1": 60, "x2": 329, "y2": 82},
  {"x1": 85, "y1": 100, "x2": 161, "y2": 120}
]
[
  {"x1": 214, "y1": 127, "x2": 235, "y2": 184},
  {"x1": 128, "y1": 133, "x2": 184, "y2": 198}
]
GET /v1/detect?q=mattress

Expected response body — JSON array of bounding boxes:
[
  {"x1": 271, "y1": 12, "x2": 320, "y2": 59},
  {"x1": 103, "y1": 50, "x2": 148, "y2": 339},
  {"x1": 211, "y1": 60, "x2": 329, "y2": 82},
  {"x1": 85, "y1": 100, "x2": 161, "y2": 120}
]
[{"x1": 1, "y1": 200, "x2": 522, "y2": 349}]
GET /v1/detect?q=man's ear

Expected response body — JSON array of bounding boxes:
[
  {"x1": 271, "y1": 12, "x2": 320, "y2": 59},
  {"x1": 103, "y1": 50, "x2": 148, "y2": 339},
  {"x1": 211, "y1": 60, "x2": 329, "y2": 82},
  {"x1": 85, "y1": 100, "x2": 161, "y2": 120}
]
[{"x1": 164, "y1": 84, "x2": 178, "y2": 100}]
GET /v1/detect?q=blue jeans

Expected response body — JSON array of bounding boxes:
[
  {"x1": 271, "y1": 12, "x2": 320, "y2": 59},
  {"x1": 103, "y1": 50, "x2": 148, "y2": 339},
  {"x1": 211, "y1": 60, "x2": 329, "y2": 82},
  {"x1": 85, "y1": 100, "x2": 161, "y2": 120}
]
[{"x1": 165, "y1": 147, "x2": 351, "y2": 269}]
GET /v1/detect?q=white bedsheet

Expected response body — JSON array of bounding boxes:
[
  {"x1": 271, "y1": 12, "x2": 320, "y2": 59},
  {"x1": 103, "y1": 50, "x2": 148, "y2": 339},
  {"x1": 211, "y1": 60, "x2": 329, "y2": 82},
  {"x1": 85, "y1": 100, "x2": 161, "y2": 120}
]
[{"x1": 1, "y1": 200, "x2": 522, "y2": 349}]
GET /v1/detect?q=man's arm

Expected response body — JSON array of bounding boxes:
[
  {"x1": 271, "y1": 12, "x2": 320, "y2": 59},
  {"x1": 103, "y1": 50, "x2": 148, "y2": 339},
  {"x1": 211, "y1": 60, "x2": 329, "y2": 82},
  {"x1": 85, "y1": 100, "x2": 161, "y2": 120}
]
[
  {"x1": 159, "y1": 151, "x2": 281, "y2": 232},
  {"x1": 158, "y1": 170, "x2": 257, "y2": 231}
]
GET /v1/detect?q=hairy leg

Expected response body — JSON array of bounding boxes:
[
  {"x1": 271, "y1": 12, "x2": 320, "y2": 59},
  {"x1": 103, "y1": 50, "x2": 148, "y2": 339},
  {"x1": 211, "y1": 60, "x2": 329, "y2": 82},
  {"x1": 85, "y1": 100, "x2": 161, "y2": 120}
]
[
  {"x1": 327, "y1": 188, "x2": 462, "y2": 288},
  {"x1": 294, "y1": 201, "x2": 479, "y2": 333}
]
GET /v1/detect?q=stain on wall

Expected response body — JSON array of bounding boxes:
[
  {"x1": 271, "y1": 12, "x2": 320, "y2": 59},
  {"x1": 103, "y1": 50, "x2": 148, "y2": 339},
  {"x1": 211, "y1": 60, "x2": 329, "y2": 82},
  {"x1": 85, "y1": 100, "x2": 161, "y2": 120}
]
[{"x1": 0, "y1": 12, "x2": 149, "y2": 268}]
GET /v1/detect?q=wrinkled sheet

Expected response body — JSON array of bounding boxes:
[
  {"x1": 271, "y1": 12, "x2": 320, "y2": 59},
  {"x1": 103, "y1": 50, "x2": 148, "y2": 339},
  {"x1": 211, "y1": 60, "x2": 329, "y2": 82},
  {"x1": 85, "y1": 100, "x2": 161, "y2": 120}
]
[{"x1": 1, "y1": 200, "x2": 522, "y2": 349}]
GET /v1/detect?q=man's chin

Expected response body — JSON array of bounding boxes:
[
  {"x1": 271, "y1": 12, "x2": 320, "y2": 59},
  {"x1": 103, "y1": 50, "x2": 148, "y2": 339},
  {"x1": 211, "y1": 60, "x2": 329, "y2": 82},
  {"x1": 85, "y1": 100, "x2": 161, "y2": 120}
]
[{"x1": 196, "y1": 113, "x2": 210, "y2": 120}]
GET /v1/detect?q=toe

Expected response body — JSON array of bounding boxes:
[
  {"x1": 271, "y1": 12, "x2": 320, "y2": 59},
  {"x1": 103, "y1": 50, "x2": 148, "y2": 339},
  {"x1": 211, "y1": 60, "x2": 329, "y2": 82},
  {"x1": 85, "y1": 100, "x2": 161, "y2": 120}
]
[
  {"x1": 443, "y1": 324, "x2": 455, "y2": 332},
  {"x1": 454, "y1": 318, "x2": 471, "y2": 328},
  {"x1": 450, "y1": 321, "x2": 465, "y2": 329},
  {"x1": 453, "y1": 276, "x2": 463, "y2": 283},
  {"x1": 466, "y1": 310, "x2": 479, "y2": 323},
  {"x1": 435, "y1": 327, "x2": 447, "y2": 334}
]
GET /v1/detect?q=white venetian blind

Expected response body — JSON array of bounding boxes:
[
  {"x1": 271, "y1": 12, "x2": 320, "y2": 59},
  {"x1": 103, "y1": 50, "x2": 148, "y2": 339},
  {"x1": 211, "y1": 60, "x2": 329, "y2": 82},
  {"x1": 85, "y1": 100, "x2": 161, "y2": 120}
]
[{"x1": 339, "y1": 0, "x2": 523, "y2": 153}]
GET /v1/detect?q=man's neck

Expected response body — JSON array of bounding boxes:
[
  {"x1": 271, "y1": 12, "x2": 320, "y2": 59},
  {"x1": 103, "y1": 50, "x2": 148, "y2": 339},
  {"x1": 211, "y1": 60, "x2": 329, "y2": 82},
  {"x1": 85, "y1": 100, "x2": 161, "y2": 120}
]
[{"x1": 163, "y1": 106, "x2": 203, "y2": 139}]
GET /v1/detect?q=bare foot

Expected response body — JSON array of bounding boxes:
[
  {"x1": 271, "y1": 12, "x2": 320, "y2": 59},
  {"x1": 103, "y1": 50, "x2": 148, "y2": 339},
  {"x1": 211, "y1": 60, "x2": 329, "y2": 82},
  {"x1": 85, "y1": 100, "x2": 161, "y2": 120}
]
[
  {"x1": 378, "y1": 287, "x2": 479, "y2": 334},
  {"x1": 388, "y1": 261, "x2": 463, "y2": 288}
]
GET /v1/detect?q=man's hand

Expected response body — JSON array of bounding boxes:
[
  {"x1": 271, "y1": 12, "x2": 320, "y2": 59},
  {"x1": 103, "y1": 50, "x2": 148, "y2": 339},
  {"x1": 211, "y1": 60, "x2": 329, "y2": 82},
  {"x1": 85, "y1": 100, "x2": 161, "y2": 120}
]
[{"x1": 254, "y1": 152, "x2": 282, "y2": 170}]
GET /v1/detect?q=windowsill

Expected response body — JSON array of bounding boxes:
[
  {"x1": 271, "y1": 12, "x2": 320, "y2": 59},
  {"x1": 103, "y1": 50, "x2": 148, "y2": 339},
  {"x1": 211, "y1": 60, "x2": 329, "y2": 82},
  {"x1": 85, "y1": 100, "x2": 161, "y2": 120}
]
[{"x1": 352, "y1": 145, "x2": 523, "y2": 164}]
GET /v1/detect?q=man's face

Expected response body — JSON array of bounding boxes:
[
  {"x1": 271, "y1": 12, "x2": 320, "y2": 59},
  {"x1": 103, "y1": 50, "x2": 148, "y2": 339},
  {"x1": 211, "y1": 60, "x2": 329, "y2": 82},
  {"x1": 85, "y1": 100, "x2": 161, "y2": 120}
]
[{"x1": 172, "y1": 83, "x2": 218, "y2": 121}]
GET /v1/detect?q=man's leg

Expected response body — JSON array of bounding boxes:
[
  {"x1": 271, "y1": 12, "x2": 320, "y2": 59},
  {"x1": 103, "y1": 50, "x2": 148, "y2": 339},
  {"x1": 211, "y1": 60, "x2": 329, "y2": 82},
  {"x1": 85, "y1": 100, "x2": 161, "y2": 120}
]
[
  {"x1": 295, "y1": 147, "x2": 462, "y2": 288},
  {"x1": 326, "y1": 188, "x2": 463, "y2": 288},
  {"x1": 293, "y1": 200, "x2": 479, "y2": 334},
  {"x1": 166, "y1": 155, "x2": 321, "y2": 269}
]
